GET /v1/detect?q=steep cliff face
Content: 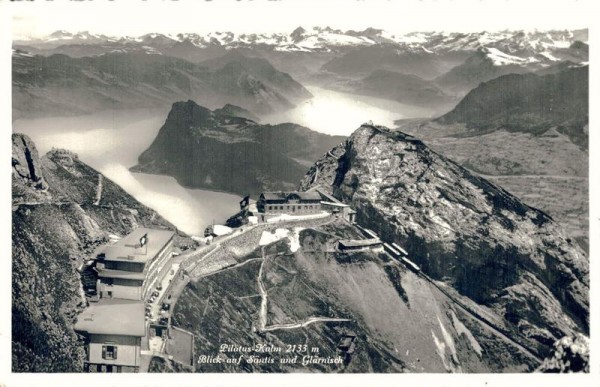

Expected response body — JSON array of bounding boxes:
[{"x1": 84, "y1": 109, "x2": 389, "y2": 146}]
[
  {"x1": 12, "y1": 134, "x2": 174, "y2": 372},
  {"x1": 299, "y1": 125, "x2": 588, "y2": 354},
  {"x1": 12, "y1": 134, "x2": 49, "y2": 202}
]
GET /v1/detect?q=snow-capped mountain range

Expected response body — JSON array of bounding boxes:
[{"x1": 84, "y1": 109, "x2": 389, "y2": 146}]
[{"x1": 15, "y1": 27, "x2": 587, "y2": 61}]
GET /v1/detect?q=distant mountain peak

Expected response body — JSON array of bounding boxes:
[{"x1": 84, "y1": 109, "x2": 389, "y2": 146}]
[
  {"x1": 16, "y1": 28, "x2": 589, "y2": 58},
  {"x1": 290, "y1": 26, "x2": 306, "y2": 42},
  {"x1": 49, "y1": 30, "x2": 73, "y2": 38},
  {"x1": 437, "y1": 65, "x2": 589, "y2": 147}
]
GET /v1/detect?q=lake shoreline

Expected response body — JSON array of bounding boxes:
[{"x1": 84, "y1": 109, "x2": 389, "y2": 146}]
[{"x1": 13, "y1": 88, "x2": 427, "y2": 235}]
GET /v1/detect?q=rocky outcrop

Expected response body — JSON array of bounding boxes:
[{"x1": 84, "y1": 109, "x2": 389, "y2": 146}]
[
  {"x1": 213, "y1": 103, "x2": 260, "y2": 122},
  {"x1": 12, "y1": 134, "x2": 49, "y2": 201},
  {"x1": 299, "y1": 124, "x2": 588, "y2": 355},
  {"x1": 537, "y1": 334, "x2": 589, "y2": 373},
  {"x1": 12, "y1": 134, "x2": 174, "y2": 372},
  {"x1": 131, "y1": 100, "x2": 345, "y2": 196}
]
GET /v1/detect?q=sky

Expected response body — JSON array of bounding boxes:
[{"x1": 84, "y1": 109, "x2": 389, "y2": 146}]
[{"x1": 8, "y1": 0, "x2": 596, "y2": 39}]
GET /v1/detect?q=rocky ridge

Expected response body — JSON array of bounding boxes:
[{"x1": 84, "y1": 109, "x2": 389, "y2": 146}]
[
  {"x1": 12, "y1": 51, "x2": 311, "y2": 119},
  {"x1": 437, "y1": 66, "x2": 589, "y2": 148},
  {"x1": 299, "y1": 124, "x2": 588, "y2": 355},
  {"x1": 131, "y1": 100, "x2": 345, "y2": 196}
]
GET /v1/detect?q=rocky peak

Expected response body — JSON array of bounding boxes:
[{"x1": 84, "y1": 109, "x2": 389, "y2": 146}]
[
  {"x1": 570, "y1": 40, "x2": 588, "y2": 51},
  {"x1": 12, "y1": 133, "x2": 48, "y2": 192},
  {"x1": 166, "y1": 100, "x2": 216, "y2": 129},
  {"x1": 213, "y1": 103, "x2": 260, "y2": 122},
  {"x1": 299, "y1": 124, "x2": 588, "y2": 353},
  {"x1": 290, "y1": 26, "x2": 306, "y2": 42}
]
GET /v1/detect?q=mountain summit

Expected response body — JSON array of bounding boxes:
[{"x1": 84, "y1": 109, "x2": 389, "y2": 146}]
[{"x1": 299, "y1": 124, "x2": 588, "y2": 354}]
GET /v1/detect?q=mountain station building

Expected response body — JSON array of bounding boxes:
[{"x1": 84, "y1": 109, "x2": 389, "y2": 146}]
[
  {"x1": 95, "y1": 228, "x2": 175, "y2": 300},
  {"x1": 257, "y1": 191, "x2": 322, "y2": 216}
]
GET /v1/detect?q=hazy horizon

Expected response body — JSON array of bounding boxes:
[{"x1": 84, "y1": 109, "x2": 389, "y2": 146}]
[
  {"x1": 10, "y1": 0, "x2": 592, "y2": 40},
  {"x1": 12, "y1": 26, "x2": 591, "y2": 42}
]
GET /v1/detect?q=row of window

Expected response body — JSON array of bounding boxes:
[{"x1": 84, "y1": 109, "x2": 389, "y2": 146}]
[
  {"x1": 105, "y1": 260, "x2": 145, "y2": 272},
  {"x1": 266, "y1": 204, "x2": 320, "y2": 211},
  {"x1": 102, "y1": 278, "x2": 143, "y2": 286}
]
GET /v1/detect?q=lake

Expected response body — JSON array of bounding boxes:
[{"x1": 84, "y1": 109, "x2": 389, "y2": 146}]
[
  {"x1": 263, "y1": 85, "x2": 435, "y2": 136},
  {"x1": 13, "y1": 87, "x2": 430, "y2": 235},
  {"x1": 13, "y1": 108, "x2": 243, "y2": 236}
]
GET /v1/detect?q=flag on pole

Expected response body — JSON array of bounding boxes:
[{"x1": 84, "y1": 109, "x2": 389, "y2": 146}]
[
  {"x1": 139, "y1": 233, "x2": 148, "y2": 247},
  {"x1": 239, "y1": 195, "x2": 250, "y2": 211}
]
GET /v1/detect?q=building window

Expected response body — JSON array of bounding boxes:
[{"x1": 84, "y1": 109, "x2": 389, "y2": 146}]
[{"x1": 102, "y1": 345, "x2": 118, "y2": 360}]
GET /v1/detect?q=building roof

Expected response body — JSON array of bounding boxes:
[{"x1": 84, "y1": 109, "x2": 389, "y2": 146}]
[
  {"x1": 261, "y1": 191, "x2": 322, "y2": 202},
  {"x1": 101, "y1": 228, "x2": 175, "y2": 264},
  {"x1": 392, "y1": 242, "x2": 409, "y2": 256},
  {"x1": 313, "y1": 187, "x2": 344, "y2": 204},
  {"x1": 294, "y1": 191, "x2": 322, "y2": 201},
  {"x1": 321, "y1": 201, "x2": 350, "y2": 208},
  {"x1": 338, "y1": 238, "x2": 382, "y2": 248},
  {"x1": 74, "y1": 299, "x2": 146, "y2": 337},
  {"x1": 261, "y1": 192, "x2": 287, "y2": 201}
]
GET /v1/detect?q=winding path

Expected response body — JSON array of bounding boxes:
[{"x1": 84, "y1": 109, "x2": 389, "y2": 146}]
[
  {"x1": 255, "y1": 246, "x2": 351, "y2": 332},
  {"x1": 262, "y1": 317, "x2": 352, "y2": 332},
  {"x1": 257, "y1": 247, "x2": 269, "y2": 330},
  {"x1": 93, "y1": 174, "x2": 103, "y2": 206}
]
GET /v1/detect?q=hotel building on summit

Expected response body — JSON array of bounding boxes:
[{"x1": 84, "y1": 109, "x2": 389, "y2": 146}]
[
  {"x1": 257, "y1": 191, "x2": 323, "y2": 216},
  {"x1": 95, "y1": 228, "x2": 175, "y2": 300},
  {"x1": 75, "y1": 227, "x2": 177, "y2": 372}
]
